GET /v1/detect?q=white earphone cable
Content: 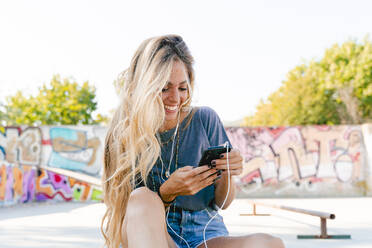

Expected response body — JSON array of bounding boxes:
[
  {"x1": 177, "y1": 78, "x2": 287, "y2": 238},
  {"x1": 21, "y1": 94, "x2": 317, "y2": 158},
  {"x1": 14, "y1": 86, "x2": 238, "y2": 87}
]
[
  {"x1": 159, "y1": 112, "x2": 180, "y2": 182},
  {"x1": 166, "y1": 207, "x2": 191, "y2": 248},
  {"x1": 164, "y1": 135, "x2": 231, "y2": 248},
  {"x1": 202, "y1": 142, "x2": 230, "y2": 248}
]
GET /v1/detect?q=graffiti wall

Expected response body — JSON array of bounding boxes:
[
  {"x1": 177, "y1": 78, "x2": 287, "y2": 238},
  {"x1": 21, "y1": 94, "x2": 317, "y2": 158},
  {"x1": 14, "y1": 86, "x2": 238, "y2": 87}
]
[
  {"x1": 226, "y1": 124, "x2": 372, "y2": 197},
  {"x1": 0, "y1": 126, "x2": 105, "y2": 176},
  {"x1": 362, "y1": 124, "x2": 372, "y2": 196},
  {"x1": 0, "y1": 124, "x2": 371, "y2": 206},
  {"x1": 0, "y1": 162, "x2": 103, "y2": 206},
  {"x1": 0, "y1": 126, "x2": 105, "y2": 206}
]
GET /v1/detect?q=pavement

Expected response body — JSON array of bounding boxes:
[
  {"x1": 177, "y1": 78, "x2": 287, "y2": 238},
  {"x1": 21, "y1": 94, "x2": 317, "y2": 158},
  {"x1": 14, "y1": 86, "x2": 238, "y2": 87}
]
[{"x1": 0, "y1": 197, "x2": 371, "y2": 248}]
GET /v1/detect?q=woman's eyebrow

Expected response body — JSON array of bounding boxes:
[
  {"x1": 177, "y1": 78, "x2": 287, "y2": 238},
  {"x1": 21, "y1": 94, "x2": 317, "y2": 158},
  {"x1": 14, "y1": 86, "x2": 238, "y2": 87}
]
[{"x1": 166, "y1": 81, "x2": 187, "y2": 86}]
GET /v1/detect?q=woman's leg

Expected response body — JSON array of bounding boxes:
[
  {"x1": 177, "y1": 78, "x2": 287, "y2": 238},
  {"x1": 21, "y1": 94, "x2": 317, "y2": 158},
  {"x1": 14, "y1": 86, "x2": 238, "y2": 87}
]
[
  {"x1": 122, "y1": 187, "x2": 177, "y2": 248},
  {"x1": 197, "y1": 233, "x2": 285, "y2": 248}
]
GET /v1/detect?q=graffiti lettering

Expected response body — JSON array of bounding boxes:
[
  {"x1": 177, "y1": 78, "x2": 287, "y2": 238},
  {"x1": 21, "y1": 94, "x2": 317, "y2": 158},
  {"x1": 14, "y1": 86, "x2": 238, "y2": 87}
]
[
  {"x1": 0, "y1": 127, "x2": 42, "y2": 166},
  {"x1": 226, "y1": 125, "x2": 366, "y2": 197}
]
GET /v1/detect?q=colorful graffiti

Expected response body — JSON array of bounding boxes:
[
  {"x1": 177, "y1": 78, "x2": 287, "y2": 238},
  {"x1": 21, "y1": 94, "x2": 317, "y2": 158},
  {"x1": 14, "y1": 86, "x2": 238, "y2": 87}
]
[
  {"x1": 0, "y1": 127, "x2": 42, "y2": 166},
  {"x1": 48, "y1": 127, "x2": 102, "y2": 175},
  {"x1": 0, "y1": 126, "x2": 104, "y2": 176},
  {"x1": 1, "y1": 124, "x2": 371, "y2": 206},
  {"x1": 226, "y1": 125, "x2": 368, "y2": 197},
  {"x1": 362, "y1": 124, "x2": 372, "y2": 196},
  {"x1": 0, "y1": 163, "x2": 102, "y2": 206},
  {"x1": 0, "y1": 126, "x2": 105, "y2": 206}
]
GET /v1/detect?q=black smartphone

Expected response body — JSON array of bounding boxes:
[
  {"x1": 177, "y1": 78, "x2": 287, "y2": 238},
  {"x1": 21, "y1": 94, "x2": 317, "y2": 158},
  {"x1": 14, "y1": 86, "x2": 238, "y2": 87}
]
[{"x1": 198, "y1": 145, "x2": 232, "y2": 167}]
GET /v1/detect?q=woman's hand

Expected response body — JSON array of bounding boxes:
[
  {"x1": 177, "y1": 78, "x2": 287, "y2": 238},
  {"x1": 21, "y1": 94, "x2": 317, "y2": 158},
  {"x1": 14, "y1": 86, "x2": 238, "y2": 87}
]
[
  {"x1": 213, "y1": 149, "x2": 243, "y2": 177},
  {"x1": 159, "y1": 165, "x2": 219, "y2": 203}
]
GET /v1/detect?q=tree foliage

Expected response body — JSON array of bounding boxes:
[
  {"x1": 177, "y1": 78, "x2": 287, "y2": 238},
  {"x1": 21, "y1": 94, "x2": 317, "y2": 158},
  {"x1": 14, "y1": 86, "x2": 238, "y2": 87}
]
[
  {"x1": 0, "y1": 102, "x2": 5, "y2": 123},
  {"x1": 3, "y1": 75, "x2": 108, "y2": 125},
  {"x1": 245, "y1": 38, "x2": 372, "y2": 126}
]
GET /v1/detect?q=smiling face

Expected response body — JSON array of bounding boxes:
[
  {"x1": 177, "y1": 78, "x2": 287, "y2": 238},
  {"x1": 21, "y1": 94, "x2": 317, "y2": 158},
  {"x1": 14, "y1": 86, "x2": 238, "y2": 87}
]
[{"x1": 161, "y1": 60, "x2": 190, "y2": 127}]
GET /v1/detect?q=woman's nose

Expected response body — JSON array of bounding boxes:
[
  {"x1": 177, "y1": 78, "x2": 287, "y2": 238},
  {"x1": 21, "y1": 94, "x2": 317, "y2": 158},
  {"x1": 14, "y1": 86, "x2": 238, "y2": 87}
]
[{"x1": 169, "y1": 88, "x2": 179, "y2": 101}]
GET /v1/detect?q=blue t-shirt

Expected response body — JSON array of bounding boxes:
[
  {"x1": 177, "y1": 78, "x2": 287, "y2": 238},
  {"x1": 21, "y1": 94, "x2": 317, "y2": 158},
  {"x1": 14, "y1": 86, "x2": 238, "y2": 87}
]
[{"x1": 142, "y1": 106, "x2": 231, "y2": 211}]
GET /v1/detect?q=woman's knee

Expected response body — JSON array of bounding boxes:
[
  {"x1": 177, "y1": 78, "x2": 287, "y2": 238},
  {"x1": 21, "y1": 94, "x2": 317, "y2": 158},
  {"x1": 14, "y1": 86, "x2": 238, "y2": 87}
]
[{"x1": 126, "y1": 187, "x2": 164, "y2": 218}]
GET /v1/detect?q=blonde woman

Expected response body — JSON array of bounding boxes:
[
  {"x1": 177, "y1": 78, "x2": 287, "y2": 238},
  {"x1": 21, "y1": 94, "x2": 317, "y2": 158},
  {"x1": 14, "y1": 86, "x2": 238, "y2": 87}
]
[{"x1": 102, "y1": 35, "x2": 285, "y2": 248}]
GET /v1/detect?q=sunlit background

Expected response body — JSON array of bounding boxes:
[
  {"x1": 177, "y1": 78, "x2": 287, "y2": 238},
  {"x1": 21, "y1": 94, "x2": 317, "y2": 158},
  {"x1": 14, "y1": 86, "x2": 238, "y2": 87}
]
[{"x1": 1, "y1": 0, "x2": 371, "y2": 123}]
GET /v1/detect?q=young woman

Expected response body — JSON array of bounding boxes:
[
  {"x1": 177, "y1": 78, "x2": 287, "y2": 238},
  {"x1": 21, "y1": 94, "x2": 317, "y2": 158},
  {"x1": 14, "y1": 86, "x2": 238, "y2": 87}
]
[{"x1": 102, "y1": 35, "x2": 285, "y2": 248}]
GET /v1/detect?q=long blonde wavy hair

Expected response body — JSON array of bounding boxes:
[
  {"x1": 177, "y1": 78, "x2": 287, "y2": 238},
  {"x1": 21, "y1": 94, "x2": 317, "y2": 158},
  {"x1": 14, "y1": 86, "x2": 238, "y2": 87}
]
[{"x1": 101, "y1": 35, "x2": 195, "y2": 248}]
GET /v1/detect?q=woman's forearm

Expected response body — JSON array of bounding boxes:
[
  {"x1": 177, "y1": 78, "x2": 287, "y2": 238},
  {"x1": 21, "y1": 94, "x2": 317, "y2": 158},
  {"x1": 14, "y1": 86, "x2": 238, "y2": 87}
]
[
  {"x1": 159, "y1": 180, "x2": 177, "y2": 204},
  {"x1": 214, "y1": 173, "x2": 236, "y2": 209}
]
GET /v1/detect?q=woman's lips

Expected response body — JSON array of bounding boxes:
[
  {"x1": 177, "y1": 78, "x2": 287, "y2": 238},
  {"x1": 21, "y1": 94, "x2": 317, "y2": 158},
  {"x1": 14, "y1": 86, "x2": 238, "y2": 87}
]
[{"x1": 165, "y1": 105, "x2": 178, "y2": 113}]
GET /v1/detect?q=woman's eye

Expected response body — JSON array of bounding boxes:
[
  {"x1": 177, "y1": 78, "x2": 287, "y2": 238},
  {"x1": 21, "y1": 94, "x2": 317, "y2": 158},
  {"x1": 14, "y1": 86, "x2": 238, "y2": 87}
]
[
  {"x1": 179, "y1": 88, "x2": 187, "y2": 91},
  {"x1": 162, "y1": 88, "x2": 169, "y2": 92}
]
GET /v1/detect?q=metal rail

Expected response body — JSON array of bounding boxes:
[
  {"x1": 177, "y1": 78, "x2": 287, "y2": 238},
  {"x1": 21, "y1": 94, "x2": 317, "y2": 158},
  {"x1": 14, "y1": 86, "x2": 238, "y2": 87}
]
[{"x1": 241, "y1": 200, "x2": 350, "y2": 239}]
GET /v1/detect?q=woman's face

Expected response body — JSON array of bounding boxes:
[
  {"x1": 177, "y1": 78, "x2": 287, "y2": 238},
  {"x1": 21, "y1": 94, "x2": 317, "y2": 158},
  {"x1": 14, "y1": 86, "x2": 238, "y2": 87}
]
[{"x1": 161, "y1": 60, "x2": 189, "y2": 122}]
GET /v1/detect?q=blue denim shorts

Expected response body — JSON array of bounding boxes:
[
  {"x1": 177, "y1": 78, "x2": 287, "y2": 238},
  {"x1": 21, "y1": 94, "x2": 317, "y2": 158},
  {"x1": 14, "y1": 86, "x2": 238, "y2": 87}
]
[{"x1": 166, "y1": 206, "x2": 229, "y2": 248}]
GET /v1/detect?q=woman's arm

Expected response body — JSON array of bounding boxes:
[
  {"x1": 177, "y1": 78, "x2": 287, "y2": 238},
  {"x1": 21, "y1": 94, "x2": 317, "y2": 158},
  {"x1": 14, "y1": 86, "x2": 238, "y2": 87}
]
[
  {"x1": 214, "y1": 172, "x2": 236, "y2": 209},
  {"x1": 158, "y1": 165, "x2": 220, "y2": 206},
  {"x1": 213, "y1": 149, "x2": 243, "y2": 209}
]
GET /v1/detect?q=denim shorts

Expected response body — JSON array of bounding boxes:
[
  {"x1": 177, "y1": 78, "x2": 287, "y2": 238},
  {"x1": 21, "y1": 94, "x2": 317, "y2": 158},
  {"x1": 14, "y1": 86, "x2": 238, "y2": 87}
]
[{"x1": 166, "y1": 206, "x2": 229, "y2": 248}]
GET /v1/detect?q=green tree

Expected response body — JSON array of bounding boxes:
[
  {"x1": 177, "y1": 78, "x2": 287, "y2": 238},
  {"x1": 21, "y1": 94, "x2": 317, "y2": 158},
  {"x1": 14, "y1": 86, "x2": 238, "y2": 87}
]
[
  {"x1": 0, "y1": 102, "x2": 6, "y2": 125},
  {"x1": 4, "y1": 75, "x2": 108, "y2": 125},
  {"x1": 245, "y1": 38, "x2": 372, "y2": 126}
]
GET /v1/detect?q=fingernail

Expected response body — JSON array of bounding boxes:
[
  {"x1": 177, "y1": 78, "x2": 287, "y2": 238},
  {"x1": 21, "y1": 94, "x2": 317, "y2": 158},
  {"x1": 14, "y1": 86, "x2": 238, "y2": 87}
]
[
  {"x1": 213, "y1": 175, "x2": 222, "y2": 183},
  {"x1": 220, "y1": 154, "x2": 224, "y2": 158}
]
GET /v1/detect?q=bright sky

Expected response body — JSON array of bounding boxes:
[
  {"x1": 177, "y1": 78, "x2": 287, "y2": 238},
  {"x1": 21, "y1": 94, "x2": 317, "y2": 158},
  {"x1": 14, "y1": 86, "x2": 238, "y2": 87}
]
[{"x1": 0, "y1": 0, "x2": 371, "y2": 122}]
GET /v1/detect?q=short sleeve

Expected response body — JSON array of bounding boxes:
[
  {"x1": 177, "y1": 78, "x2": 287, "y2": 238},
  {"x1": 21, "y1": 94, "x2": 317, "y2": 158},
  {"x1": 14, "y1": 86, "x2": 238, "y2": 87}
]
[{"x1": 199, "y1": 107, "x2": 232, "y2": 148}]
